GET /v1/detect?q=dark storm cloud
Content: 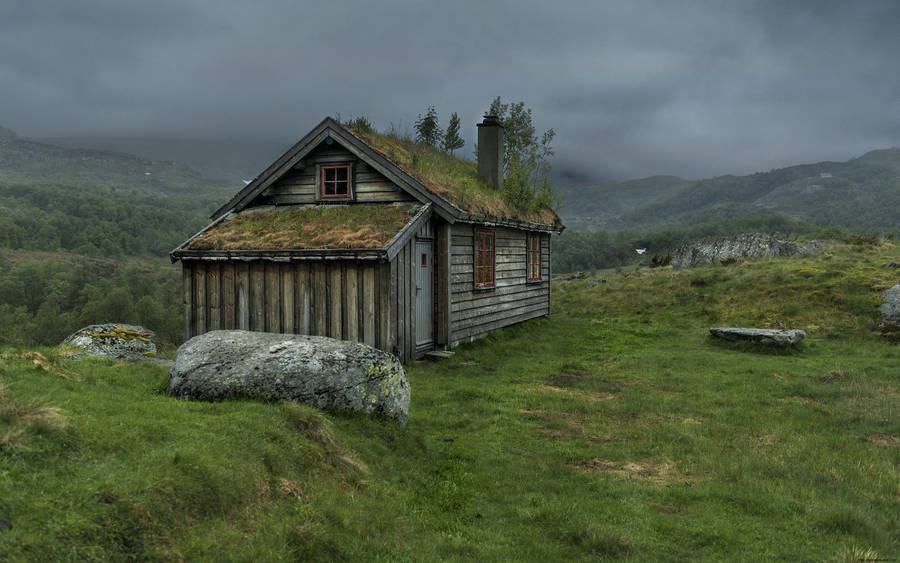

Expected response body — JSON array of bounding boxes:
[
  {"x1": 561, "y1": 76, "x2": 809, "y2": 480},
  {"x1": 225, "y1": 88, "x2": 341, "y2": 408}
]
[{"x1": 1, "y1": 0, "x2": 898, "y2": 180}]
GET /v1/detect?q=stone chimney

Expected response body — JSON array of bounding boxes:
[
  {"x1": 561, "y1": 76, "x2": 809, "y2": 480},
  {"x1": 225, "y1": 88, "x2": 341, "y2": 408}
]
[{"x1": 477, "y1": 115, "x2": 504, "y2": 189}]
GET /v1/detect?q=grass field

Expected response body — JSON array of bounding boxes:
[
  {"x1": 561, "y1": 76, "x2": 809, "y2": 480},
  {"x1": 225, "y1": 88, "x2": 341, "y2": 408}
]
[{"x1": 1, "y1": 242, "x2": 897, "y2": 561}]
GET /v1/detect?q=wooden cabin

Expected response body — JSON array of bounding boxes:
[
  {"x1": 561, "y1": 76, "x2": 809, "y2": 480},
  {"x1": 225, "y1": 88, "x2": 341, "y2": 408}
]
[{"x1": 171, "y1": 117, "x2": 564, "y2": 361}]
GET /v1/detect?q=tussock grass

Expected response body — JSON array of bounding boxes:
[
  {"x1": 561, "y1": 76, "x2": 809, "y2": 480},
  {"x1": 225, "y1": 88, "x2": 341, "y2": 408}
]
[{"x1": 0, "y1": 241, "x2": 898, "y2": 560}]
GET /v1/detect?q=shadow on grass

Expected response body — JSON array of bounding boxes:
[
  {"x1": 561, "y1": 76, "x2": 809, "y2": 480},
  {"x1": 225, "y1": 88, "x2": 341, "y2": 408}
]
[{"x1": 705, "y1": 336, "x2": 806, "y2": 356}]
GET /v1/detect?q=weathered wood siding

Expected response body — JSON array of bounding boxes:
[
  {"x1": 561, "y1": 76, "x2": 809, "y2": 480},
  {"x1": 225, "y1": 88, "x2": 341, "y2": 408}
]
[
  {"x1": 449, "y1": 225, "x2": 550, "y2": 344},
  {"x1": 182, "y1": 259, "x2": 395, "y2": 356},
  {"x1": 258, "y1": 143, "x2": 414, "y2": 205}
]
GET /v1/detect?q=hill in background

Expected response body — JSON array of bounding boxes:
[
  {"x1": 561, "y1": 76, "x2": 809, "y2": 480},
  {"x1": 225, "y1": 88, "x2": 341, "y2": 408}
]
[
  {"x1": 39, "y1": 135, "x2": 291, "y2": 184},
  {"x1": 557, "y1": 148, "x2": 900, "y2": 231}
]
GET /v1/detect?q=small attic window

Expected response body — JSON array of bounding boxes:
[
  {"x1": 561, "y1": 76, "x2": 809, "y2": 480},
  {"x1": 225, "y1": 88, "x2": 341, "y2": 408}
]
[{"x1": 320, "y1": 164, "x2": 352, "y2": 200}]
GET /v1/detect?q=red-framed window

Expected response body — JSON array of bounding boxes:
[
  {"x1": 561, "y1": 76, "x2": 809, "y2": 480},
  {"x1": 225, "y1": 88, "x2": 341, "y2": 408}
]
[
  {"x1": 319, "y1": 164, "x2": 352, "y2": 199},
  {"x1": 474, "y1": 230, "x2": 495, "y2": 289},
  {"x1": 527, "y1": 233, "x2": 542, "y2": 281}
]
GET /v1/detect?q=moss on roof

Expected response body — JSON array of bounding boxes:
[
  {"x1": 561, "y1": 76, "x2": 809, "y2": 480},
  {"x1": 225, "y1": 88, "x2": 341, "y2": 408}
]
[
  {"x1": 187, "y1": 204, "x2": 420, "y2": 251},
  {"x1": 345, "y1": 126, "x2": 561, "y2": 227}
]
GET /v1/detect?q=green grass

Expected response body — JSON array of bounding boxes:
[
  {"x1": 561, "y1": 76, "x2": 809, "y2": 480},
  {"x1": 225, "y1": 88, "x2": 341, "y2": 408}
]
[{"x1": 1, "y1": 243, "x2": 898, "y2": 560}]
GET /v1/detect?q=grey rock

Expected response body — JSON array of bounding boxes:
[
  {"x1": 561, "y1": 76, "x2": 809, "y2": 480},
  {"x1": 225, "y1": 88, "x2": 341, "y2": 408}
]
[
  {"x1": 168, "y1": 330, "x2": 410, "y2": 425},
  {"x1": 61, "y1": 324, "x2": 162, "y2": 363},
  {"x1": 672, "y1": 234, "x2": 823, "y2": 269},
  {"x1": 878, "y1": 285, "x2": 900, "y2": 336},
  {"x1": 884, "y1": 261, "x2": 900, "y2": 269},
  {"x1": 709, "y1": 327, "x2": 806, "y2": 347}
]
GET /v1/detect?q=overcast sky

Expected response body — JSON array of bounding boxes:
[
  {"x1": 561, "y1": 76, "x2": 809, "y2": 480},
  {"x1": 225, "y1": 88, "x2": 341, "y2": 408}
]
[{"x1": 1, "y1": 0, "x2": 898, "y2": 181}]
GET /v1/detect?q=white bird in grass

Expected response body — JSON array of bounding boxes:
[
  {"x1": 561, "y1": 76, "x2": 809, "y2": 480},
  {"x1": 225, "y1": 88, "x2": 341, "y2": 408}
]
[{"x1": 635, "y1": 248, "x2": 647, "y2": 255}]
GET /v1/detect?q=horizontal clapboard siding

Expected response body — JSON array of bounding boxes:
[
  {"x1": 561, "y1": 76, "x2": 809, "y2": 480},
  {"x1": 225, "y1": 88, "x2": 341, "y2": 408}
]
[
  {"x1": 263, "y1": 144, "x2": 414, "y2": 205},
  {"x1": 182, "y1": 259, "x2": 396, "y2": 357},
  {"x1": 449, "y1": 225, "x2": 550, "y2": 344}
]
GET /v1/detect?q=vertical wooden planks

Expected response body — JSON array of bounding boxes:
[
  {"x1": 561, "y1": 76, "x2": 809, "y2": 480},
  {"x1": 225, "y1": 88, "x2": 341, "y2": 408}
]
[
  {"x1": 295, "y1": 262, "x2": 310, "y2": 335},
  {"x1": 362, "y1": 263, "x2": 376, "y2": 347},
  {"x1": 250, "y1": 261, "x2": 265, "y2": 331},
  {"x1": 265, "y1": 262, "x2": 281, "y2": 333},
  {"x1": 397, "y1": 249, "x2": 406, "y2": 360},
  {"x1": 282, "y1": 263, "x2": 294, "y2": 333},
  {"x1": 407, "y1": 241, "x2": 416, "y2": 357},
  {"x1": 314, "y1": 262, "x2": 327, "y2": 336},
  {"x1": 207, "y1": 262, "x2": 221, "y2": 331},
  {"x1": 389, "y1": 257, "x2": 399, "y2": 357},
  {"x1": 328, "y1": 264, "x2": 342, "y2": 339},
  {"x1": 236, "y1": 262, "x2": 250, "y2": 330},
  {"x1": 378, "y1": 262, "x2": 391, "y2": 354},
  {"x1": 222, "y1": 263, "x2": 235, "y2": 330},
  {"x1": 435, "y1": 222, "x2": 451, "y2": 345},
  {"x1": 194, "y1": 263, "x2": 206, "y2": 335},
  {"x1": 182, "y1": 261, "x2": 193, "y2": 340},
  {"x1": 344, "y1": 264, "x2": 358, "y2": 341}
]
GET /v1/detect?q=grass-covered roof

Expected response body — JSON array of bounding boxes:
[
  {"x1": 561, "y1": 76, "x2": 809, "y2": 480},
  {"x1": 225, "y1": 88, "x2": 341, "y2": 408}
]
[
  {"x1": 186, "y1": 204, "x2": 420, "y2": 251},
  {"x1": 344, "y1": 125, "x2": 561, "y2": 227}
]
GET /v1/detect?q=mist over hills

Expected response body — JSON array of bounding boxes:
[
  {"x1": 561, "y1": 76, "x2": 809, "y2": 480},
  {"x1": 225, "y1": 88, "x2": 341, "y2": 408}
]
[
  {"x1": 0, "y1": 126, "x2": 239, "y2": 256},
  {"x1": 39, "y1": 136, "x2": 292, "y2": 184},
  {"x1": 557, "y1": 148, "x2": 900, "y2": 231}
]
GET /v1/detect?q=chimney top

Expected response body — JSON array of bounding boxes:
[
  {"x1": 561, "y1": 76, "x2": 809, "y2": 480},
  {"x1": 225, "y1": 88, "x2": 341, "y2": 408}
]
[{"x1": 478, "y1": 115, "x2": 503, "y2": 128}]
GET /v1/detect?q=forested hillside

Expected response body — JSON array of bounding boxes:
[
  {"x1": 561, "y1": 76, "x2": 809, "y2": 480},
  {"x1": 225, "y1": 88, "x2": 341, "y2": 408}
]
[{"x1": 0, "y1": 127, "x2": 235, "y2": 347}]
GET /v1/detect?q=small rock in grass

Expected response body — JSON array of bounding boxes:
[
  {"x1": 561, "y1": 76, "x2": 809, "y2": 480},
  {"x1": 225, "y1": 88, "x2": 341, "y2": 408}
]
[
  {"x1": 61, "y1": 323, "x2": 166, "y2": 364},
  {"x1": 709, "y1": 327, "x2": 806, "y2": 347},
  {"x1": 879, "y1": 285, "x2": 900, "y2": 341},
  {"x1": 0, "y1": 520, "x2": 11, "y2": 531},
  {"x1": 884, "y1": 261, "x2": 899, "y2": 269}
]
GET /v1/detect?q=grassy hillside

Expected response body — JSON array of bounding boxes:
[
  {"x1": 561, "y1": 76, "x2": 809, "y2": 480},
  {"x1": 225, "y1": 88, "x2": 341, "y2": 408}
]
[
  {"x1": 559, "y1": 148, "x2": 900, "y2": 231},
  {"x1": 1, "y1": 242, "x2": 897, "y2": 560},
  {"x1": 0, "y1": 131, "x2": 234, "y2": 201}
]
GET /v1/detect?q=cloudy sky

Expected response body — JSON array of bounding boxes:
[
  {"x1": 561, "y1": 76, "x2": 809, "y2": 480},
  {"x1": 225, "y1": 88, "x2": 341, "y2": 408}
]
[{"x1": 1, "y1": 0, "x2": 898, "y2": 181}]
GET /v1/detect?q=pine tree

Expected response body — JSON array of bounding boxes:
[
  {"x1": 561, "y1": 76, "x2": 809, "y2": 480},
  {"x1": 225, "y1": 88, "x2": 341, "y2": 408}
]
[
  {"x1": 442, "y1": 112, "x2": 464, "y2": 154},
  {"x1": 414, "y1": 105, "x2": 442, "y2": 147}
]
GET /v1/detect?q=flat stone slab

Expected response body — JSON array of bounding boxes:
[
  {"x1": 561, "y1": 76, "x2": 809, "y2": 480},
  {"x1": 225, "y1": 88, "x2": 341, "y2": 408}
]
[{"x1": 709, "y1": 327, "x2": 806, "y2": 347}]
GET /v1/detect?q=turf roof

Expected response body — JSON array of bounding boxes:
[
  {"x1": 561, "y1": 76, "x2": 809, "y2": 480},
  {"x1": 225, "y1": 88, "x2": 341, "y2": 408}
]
[
  {"x1": 344, "y1": 125, "x2": 561, "y2": 227},
  {"x1": 186, "y1": 204, "x2": 420, "y2": 251}
]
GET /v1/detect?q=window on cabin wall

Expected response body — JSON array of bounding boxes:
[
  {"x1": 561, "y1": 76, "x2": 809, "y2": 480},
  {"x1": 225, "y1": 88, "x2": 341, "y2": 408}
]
[
  {"x1": 527, "y1": 233, "x2": 541, "y2": 281},
  {"x1": 474, "y1": 230, "x2": 495, "y2": 288},
  {"x1": 319, "y1": 164, "x2": 352, "y2": 200}
]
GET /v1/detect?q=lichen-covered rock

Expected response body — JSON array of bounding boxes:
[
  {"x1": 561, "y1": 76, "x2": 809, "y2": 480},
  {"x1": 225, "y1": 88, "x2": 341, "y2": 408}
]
[
  {"x1": 672, "y1": 234, "x2": 823, "y2": 269},
  {"x1": 879, "y1": 285, "x2": 900, "y2": 342},
  {"x1": 168, "y1": 330, "x2": 410, "y2": 425},
  {"x1": 709, "y1": 327, "x2": 806, "y2": 347},
  {"x1": 61, "y1": 324, "x2": 159, "y2": 362}
]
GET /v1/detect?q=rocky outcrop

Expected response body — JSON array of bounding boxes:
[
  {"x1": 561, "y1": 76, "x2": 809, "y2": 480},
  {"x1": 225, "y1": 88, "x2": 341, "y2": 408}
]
[
  {"x1": 879, "y1": 285, "x2": 900, "y2": 342},
  {"x1": 709, "y1": 327, "x2": 806, "y2": 347},
  {"x1": 61, "y1": 324, "x2": 160, "y2": 363},
  {"x1": 672, "y1": 234, "x2": 823, "y2": 269},
  {"x1": 168, "y1": 330, "x2": 410, "y2": 425}
]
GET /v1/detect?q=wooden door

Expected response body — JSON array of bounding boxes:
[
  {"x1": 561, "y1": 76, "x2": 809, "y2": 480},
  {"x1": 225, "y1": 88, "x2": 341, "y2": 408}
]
[{"x1": 415, "y1": 241, "x2": 433, "y2": 346}]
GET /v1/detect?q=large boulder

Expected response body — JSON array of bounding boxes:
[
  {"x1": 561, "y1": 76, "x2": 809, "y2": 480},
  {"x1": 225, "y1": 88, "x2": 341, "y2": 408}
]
[
  {"x1": 61, "y1": 324, "x2": 160, "y2": 362},
  {"x1": 168, "y1": 330, "x2": 410, "y2": 425},
  {"x1": 709, "y1": 327, "x2": 806, "y2": 347},
  {"x1": 879, "y1": 285, "x2": 900, "y2": 341},
  {"x1": 672, "y1": 234, "x2": 822, "y2": 269}
]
